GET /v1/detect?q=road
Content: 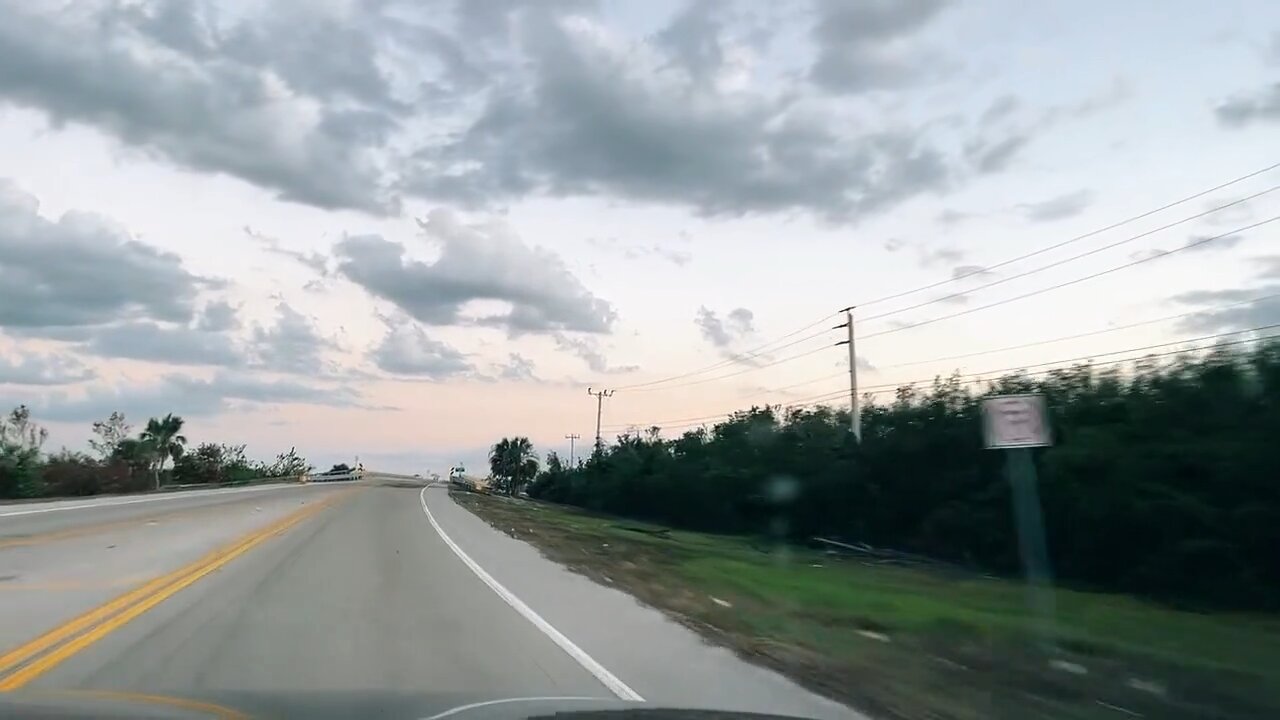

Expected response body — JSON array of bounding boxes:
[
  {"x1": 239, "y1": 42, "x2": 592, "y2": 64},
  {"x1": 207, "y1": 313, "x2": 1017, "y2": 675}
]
[{"x1": 0, "y1": 477, "x2": 862, "y2": 719}]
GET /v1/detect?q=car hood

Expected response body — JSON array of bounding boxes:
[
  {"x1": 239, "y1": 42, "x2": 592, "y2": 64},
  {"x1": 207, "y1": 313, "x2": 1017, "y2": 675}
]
[{"x1": 0, "y1": 690, "x2": 816, "y2": 720}]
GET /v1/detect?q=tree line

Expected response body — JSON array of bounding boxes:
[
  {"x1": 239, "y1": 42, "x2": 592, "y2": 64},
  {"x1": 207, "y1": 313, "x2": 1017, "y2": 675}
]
[
  {"x1": 494, "y1": 341, "x2": 1280, "y2": 610},
  {"x1": 0, "y1": 408, "x2": 313, "y2": 499}
]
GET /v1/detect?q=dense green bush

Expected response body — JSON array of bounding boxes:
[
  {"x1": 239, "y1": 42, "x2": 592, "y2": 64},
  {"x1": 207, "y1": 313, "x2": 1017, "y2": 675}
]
[
  {"x1": 529, "y1": 341, "x2": 1280, "y2": 610},
  {"x1": 0, "y1": 411, "x2": 313, "y2": 500}
]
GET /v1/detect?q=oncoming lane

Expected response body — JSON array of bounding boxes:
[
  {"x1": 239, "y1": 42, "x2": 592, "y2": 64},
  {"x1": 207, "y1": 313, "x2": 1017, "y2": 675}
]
[
  {"x1": 0, "y1": 483, "x2": 355, "y2": 657},
  {"x1": 3, "y1": 479, "x2": 613, "y2": 703}
]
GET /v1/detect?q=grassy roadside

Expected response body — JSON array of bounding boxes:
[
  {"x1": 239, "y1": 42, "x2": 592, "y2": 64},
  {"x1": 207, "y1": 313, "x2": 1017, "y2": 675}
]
[{"x1": 452, "y1": 489, "x2": 1280, "y2": 720}]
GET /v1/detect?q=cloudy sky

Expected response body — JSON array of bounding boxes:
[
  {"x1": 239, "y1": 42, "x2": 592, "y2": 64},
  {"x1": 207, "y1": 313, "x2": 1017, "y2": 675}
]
[{"x1": 1, "y1": 0, "x2": 1277, "y2": 473}]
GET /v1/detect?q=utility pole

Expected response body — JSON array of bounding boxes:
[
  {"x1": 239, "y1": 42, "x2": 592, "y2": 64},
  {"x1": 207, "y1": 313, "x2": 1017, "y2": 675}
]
[
  {"x1": 564, "y1": 433, "x2": 580, "y2": 468},
  {"x1": 834, "y1": 308, "x2": 860, "y2": 442},
  {"x1": 587, "y1": 387, "x2": 613, "y2": 453}
]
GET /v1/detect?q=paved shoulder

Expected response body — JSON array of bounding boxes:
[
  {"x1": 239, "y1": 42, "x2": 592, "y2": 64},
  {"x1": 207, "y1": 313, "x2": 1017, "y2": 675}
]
[{"x1": 422, "y1": 486, "x2": 866, "y2": 720}]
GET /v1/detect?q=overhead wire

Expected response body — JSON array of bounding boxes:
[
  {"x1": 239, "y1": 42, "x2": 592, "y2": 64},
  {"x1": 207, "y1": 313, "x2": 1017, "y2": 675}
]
[
  {"x1": 608, "y1": 325, "x2": 1280, "y2": 431},
  {"x1": 742, "y1": 293, "x2": 1280, "y2": 398},
  {"x1": 623, "y1": 341, "x2": 836, "y2": 393},
  {"x1": 857, "y1": 185, "x2": 1280, "y2": 323},
  {"x1": 851, "y1": 160, "x2": 1280, "y2": 309},
  {"x1": 608, "y1": 161, "x2": 1280, "y2": 394},
  {"x1": 791, "y1": 324, "x2": 1280, "y2": 404},
  {"x1": 597, "y1": 162, "x2": 1280, "y2": 429},
  {"x1": 857, "y1": 215, "x2": 1280, "y2": 342},
  {"x1": 739, "y1": 291, "x2": 1280, "y2": 399},
  {"x1": 875, "y1": 291, "x2": 1280, "y2": 370},
  {"x1": 612, "y1": 312, "x2": 839, "y2": 391}
]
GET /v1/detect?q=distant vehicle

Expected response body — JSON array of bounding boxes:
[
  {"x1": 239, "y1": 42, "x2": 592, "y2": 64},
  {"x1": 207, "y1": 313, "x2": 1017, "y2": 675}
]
[{"x1": 448, "y1": 464, "x2": 490, "y2": 493}]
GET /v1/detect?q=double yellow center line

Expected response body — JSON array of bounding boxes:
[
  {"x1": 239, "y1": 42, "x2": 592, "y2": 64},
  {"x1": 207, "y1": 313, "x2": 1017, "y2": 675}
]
[{"x1": 0, "y1": 488, "x2": 354, "y2": 690}]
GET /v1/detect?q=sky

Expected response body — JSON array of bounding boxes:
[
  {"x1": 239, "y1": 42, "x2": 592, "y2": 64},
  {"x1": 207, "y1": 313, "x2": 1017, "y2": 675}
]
[{"x1": 1, "y1": 0, "x2": 1278, "y2": 475}]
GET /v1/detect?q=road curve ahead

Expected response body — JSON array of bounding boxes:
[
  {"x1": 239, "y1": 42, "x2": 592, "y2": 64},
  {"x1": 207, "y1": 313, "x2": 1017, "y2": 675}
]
[
  {"x1": 0, "y1": 478, "x2": 859, "y2": 719},
  {"x1": 0, "y1": 478, "x2": 618, "y2": 713}
]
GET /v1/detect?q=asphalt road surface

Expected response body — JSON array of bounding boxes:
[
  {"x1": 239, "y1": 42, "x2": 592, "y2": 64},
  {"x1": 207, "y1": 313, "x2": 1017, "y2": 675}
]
[{"x1": 0, "y1": 477, "x2": 862, "y2": 720}]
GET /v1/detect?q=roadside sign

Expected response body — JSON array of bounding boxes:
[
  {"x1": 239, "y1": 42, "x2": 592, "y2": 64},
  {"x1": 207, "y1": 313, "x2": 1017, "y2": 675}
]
[
  {"x1": 982, "y1": 394, "x2": 1052, "y2": 449},
  {"x1": 983, "y1": 392, "x2": 1057, "y2": 651}
]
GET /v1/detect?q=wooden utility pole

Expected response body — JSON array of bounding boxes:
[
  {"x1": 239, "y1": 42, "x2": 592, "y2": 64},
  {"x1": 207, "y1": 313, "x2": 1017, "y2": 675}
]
[
  {"x1": 587, "y1": 388, "x2": 613, "y2": 453},
  {"x1": 834, "y1": 308, "x2": 860, "y2": 442},
  {"x1": 564, "y1": 433, "x2": 580, "y2": 468}
]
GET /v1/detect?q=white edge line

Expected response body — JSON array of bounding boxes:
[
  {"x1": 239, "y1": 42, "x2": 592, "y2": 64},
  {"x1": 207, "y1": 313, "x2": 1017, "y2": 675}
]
[
  {"x1": 420, "y1": 696, "x2": 611, "y2": 720},
  {"x1": 0, "y1": 481, "x2": 347, "y2": 518},
  {"x1": 418, "y1": 484, "x2": 644, "y2": 702}
]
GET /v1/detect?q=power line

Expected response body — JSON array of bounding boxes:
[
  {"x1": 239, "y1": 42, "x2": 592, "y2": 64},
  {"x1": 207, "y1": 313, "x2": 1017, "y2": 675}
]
[
  {"x1": 785, "y1": 331, "x2": 1280, "y2": 411},
  {"x1": 853, "y1": 160, "x2": 1280, "y2": 309},
  {"x1": 858, "y1": 215, "x2": 1280, "y2": 342},
  {"x1": 602, "y1": 408, "x2": 740, "y2": 430},
  {"x1": 616, "y1": 325, "x2": 1280, "y2": 431},
  {"x1": 742, "y1": 291, "x2": 1280, "y2": 399},
  {"x1": 875, "y1": 292, "x2": 1280, "y2": 370},
  {"x1": 623, "y1": 336, "x2": 838, "y2": 393},
  {"x1": 863, "y1": 323, "x2": 1280, "y2": 391},
  {"x1": 612, "y1": 312, "x2": 838, "y2": 391},
  {"x1": 858, "y1": 185, "x2": 1280, "y2": 323},
  {"x1": 601, "y1": 344, "x2": 838, "y2": 427},
  {"x1": 740, "y1": 370, "x2": 845, "y2": 398}
]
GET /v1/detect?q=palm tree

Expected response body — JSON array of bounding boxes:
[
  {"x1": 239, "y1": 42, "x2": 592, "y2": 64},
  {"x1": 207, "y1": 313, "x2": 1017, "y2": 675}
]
[
  {"x1": 140, "y1": 414, "x2": 187, "y2": 490},
  {"x1": 488, "y1": 436, "x2": 538, "y2": 495},
  {"x1": 489, "y1": 438, "x2": 512, "y2": 489}
]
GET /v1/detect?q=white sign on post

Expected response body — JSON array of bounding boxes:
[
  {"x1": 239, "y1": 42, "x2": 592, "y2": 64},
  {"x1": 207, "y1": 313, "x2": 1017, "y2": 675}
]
[{"x1": 982, "y1": 394, "x2": 1052, "y2": 449}]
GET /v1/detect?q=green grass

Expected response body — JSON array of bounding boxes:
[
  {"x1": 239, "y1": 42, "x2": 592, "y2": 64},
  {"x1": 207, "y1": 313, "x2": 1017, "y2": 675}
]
[{"x1": 454, "y1": 491, "x2": 1280, "y2": 720}]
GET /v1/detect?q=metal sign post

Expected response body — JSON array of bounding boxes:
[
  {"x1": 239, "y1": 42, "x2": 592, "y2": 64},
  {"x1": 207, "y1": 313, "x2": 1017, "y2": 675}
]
[{"x1": 982, "y1": 394, "x2": 1056, "y2": 651}]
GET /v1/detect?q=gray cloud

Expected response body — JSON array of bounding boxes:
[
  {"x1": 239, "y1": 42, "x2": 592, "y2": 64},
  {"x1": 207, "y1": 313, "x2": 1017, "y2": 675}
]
[
  {"x1": 808, "y1": 0, "x2": 949, "y2": 94},
  {"x1": 0, "y1": 1, "x2": 981, "y2": 225},
  {"x1": 965, "y1": 134, "x2": 1030, "y2": 174},
  {"x1": 496, "y1": 353, "x2": 537, "y2": 382},
  {"x1": 81, "y1": 321, "x2": 245, "y2": 367},
  {"x1": 1018, "y1": 190, "x2": 1094, "y2": 222},
  {"x1": 951, "y1": 265, "x2": 993, "y2": 280},
  {"x1": 1183, "y1": 233, "x2": 1244, "y2": 253},
  {"x1": 251, "y1": 303, "x2": 334, "y2": 374},
  {"x1": 0, "y1": 352, "x2": 96, "y2": 386},
  {"x1": 0, "y1": 180, "x2": 201, "y2": 329},
  {"x1": 247, "y1": 228, "x2": 330, "y2": 276},
  {"x1": 404, "y1": 9, "x2": 953, "y2": 223},
  {"x1": 335, "y1": 209, "x2": 616, "y2": 335},
  {"x1": 370, "y1": 316, "x2": 473, "y2": 379},
  {"x1": 0, "y1": 2, "x2": 397, "y2": 213},
  {"x1": 917, "y1": 245, "x2": 964, "y2": 268},
  {"x1": 25, "y1": 371, "x2": 366, "y2": 423},
  {"x1": 1129, "y1": 248, "x2": 1169, "y2": 262},
  {"x1": 1216, "y1": 83, "x2": 1280, "y2": 127},
  {"x1": 695, "y1": 306, "x2": 755, "y2": 350},
  {"x1": 1125, "y1": 233, "x2": 1245, "y2": 263},
  {"x1": 585, "y1": 237, "x2": 691, "y2": 266},
  {"x1": 1200, "y1": 196, "x2": 1256, "y2": 227},
  {"x1": 553, "y1": 333, "x2": 638, "y2": 375},
  {"x1": 196, "y1": 300, "x2": 240, "y2": 333},
  {"x1": 655, "y1": 1, "x2": 730, "y2": 85},
  {"x1": 1259, "y1": 256, "x2": 1280, "y2": 279},
  {"x1": 1170, "y1": 286, "x2": 1280, "y2": 333},
  {"x1": 935, "y1": 209, "x2": 971, "y2": 226},
  {"x1": 967, "y1": 80, "x2": 1130, "y2": 175},
  {"x1": 980, "y1": 95, "x2": 1020, "y2": 125},
  {"x1": 1169, "y1": 257, "x2": 1280, "y2": 332}
]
